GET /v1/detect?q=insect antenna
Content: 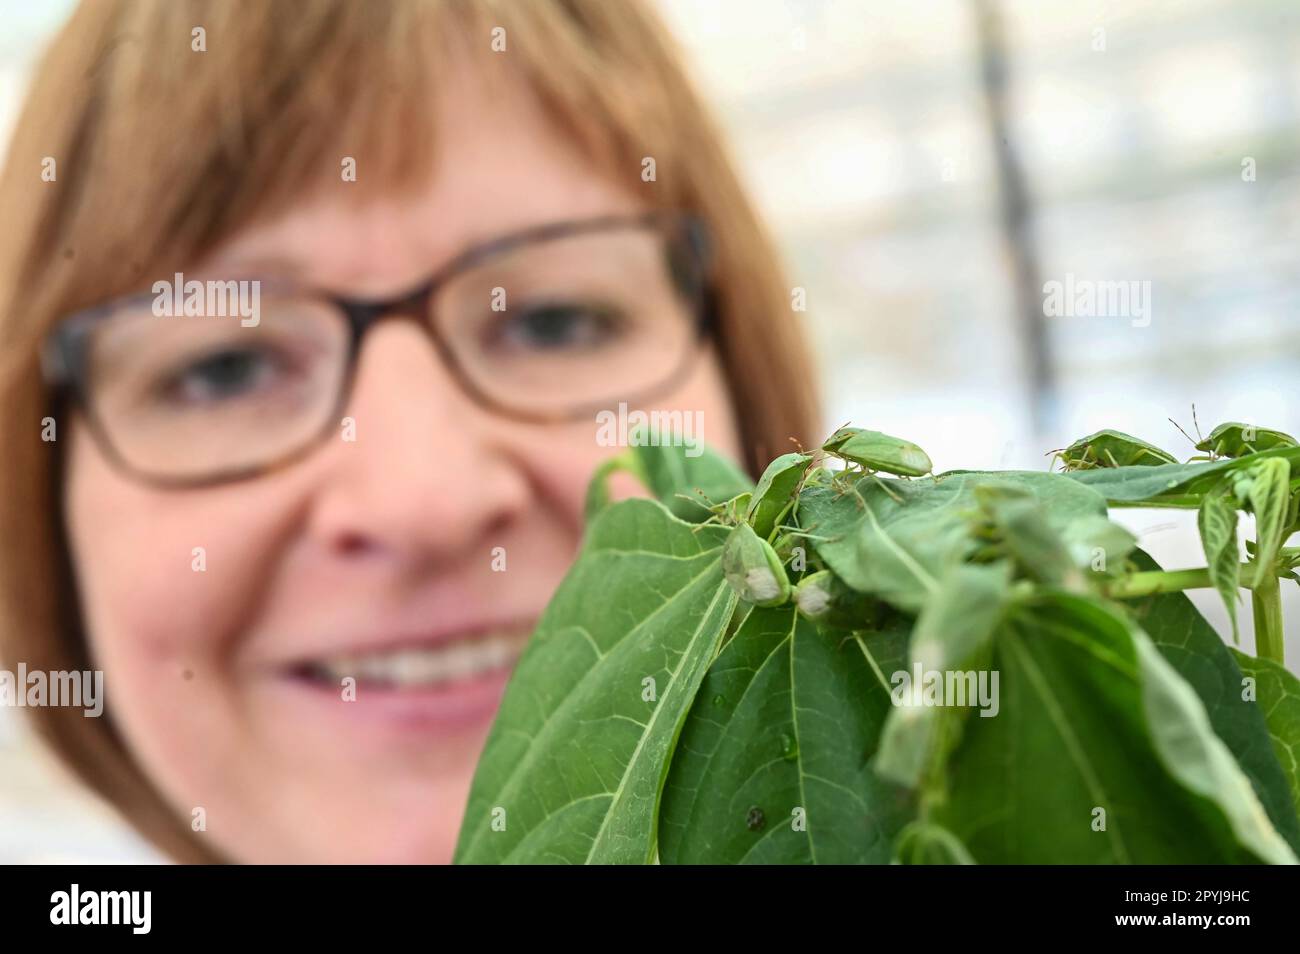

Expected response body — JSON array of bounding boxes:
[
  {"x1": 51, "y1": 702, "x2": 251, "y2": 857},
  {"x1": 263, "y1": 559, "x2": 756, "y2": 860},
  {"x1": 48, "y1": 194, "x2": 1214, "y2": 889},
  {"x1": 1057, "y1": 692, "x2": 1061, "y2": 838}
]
[
  {"x1": 824, "y1": 420, "x2": 852, "y2": 445},
  {"x1": 1167, "y1": 415, "x2": 1197, "y2": 448},
  {"x1": 677, "y1": 489, "x2": 720, "y2": 529},
  {"x1": 679, "y1": 488, "x2": 717, "y2": 509}
]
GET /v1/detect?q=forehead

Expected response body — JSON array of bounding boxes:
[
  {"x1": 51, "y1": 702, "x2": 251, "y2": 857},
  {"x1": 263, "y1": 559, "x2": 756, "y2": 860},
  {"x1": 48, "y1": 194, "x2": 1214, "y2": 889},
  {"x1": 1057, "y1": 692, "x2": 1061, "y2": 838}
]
[{"x1": 201, "y1": 69, "x2": 646, "y2": 298}]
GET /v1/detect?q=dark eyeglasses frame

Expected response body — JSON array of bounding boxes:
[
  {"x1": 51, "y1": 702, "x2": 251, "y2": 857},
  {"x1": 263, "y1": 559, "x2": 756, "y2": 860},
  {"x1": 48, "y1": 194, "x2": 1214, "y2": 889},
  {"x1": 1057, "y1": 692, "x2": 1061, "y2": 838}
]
[{"x1": 42, "y1": 210, "x2": 718, "y2": 489}]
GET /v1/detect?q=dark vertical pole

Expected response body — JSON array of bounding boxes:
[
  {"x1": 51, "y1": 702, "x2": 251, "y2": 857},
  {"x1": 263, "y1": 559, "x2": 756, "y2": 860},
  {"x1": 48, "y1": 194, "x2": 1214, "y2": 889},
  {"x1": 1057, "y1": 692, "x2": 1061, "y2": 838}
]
[{"x1": 972, "y1": 0, "x2": 1055, "y2": 437}]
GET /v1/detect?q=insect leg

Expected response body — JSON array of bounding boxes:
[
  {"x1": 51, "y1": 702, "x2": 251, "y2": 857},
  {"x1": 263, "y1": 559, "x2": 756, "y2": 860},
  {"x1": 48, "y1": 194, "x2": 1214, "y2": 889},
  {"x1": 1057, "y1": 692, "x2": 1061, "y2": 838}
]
[{"x1": 871, "y1": 473, "x2": 904, "y2": 504}]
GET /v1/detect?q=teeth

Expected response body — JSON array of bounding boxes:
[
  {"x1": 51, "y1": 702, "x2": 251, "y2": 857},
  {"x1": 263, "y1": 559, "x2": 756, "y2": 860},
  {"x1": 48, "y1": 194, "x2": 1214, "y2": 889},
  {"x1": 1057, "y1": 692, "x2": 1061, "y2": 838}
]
[{"x1": 310, "y1": 629, "x2": 531, "y2": 689}]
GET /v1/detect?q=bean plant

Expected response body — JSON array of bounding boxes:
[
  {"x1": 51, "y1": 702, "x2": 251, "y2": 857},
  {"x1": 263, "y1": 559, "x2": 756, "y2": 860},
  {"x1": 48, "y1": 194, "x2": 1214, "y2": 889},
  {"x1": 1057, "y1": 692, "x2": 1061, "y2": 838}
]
[{"x1": 454, "y1": 421, "x2": 1300, "y2": 864}]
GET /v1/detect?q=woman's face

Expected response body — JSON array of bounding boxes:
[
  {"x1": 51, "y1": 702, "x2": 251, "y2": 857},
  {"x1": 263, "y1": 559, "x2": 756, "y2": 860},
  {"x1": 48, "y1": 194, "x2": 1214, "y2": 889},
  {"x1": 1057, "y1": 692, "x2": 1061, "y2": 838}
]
[{"x1": 62, "y1": 72, "x2": 742, "y2": 863}]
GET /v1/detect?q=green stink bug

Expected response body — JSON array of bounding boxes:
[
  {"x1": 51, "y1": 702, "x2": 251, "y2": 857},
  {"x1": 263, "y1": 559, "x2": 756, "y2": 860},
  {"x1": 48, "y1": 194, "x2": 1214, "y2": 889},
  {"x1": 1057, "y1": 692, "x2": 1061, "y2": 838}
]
[
  {"x1": 745, "y1": 452, "x2": 814, "y2": 539},
  {"x1": 1048, "y1": 429, "x2": 1176, "y2": 471},
  {"x1": 721, "y1": 523, "x2": 791, "y2": 607},
  {"x1": 821, "y1": 427, "x2": 933, "y2": 478},
  {"x1": 1168, "y1": 404, "x2": 1298, "y2": 461},
  {"x1": 1194, "y1": 422, "x2": 1297, "y2": 461},
  {"x1": 702, "y1": 491, "x2": 751, "y2": 526}
]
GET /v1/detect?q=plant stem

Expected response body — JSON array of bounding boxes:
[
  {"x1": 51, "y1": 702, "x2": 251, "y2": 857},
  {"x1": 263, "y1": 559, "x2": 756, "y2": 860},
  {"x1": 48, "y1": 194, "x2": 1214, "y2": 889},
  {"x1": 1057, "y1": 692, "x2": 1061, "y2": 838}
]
[
  {"x1": 1103, "y1": 561, "x2": 1268, "y2": 599},
  {"x1": 1251, "y1": 572, "x2": 1285, "y2": 664},
  {"x1": 1104, "y1": 566, "x2": 1216, "y2": 598}
]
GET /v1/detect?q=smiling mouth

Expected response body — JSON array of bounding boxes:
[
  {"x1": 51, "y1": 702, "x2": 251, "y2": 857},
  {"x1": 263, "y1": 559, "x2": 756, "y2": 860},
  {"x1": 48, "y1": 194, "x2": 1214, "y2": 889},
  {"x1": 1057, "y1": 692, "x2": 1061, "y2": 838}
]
[{"x1": 292, "y1": 626, "x2": 533, "y2": 691}]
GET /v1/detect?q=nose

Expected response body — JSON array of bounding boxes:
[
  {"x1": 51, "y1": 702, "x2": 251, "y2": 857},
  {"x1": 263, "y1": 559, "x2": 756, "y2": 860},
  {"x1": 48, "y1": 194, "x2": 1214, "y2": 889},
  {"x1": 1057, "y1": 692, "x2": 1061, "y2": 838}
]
[{"x1": 303, "y1": 320, "x2": 531, "y2": 571}]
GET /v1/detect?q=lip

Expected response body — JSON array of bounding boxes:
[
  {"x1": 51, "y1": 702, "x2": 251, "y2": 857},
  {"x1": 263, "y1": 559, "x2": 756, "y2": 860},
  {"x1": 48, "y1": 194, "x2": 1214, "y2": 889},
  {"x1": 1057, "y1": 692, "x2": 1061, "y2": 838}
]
[
  {"x1": 269, "y1": 621, "x2": 536, "y2": 736},
  {"x1": 274, "y1": 617, "x2": 536, "y2": 669},
  {"x1": 279, "y1": 657, "x2": 517, "y2": 734}
]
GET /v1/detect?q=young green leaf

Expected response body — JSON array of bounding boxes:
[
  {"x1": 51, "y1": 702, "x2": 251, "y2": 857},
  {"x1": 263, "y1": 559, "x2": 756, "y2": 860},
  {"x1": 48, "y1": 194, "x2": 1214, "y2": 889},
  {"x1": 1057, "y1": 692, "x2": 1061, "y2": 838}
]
[
  {"x1": 1135, "y1": 632, "x2": 1294, "y2": 864},
  {"x1": 583, "y1": 452, "x2": 635, "y2": 523},
  {"x1": 1241, "y1": 457, "x2": 1291, "y2": 587},
  {"x1": 909, "y1": 562, "x2": 1013, "y2": 675},
  {"x1": 658, "y1": 608, "x2": 912, "y2": 864},
  {"x1": 1198, "y1": 486, "x2": 1242, "y2": 642},
  {"x1": 1128, "y1": 548, "x2": 1300, "y2": 854},
  {"x1": 1060, "y1": 514, "x2": 1137, "y2": 576},
  {"x1": 584, "y1": 438, "x2": 752, "y2": 525},
  {"x1": 454, "y1": 498, "x2": 737, "y2": 864},
  {"x1": 875, "y1": 563, "x2": 1010, "y2": 788},
  {"x1": 973, "y1": 483, "x2": 1079, "y2": 587}
]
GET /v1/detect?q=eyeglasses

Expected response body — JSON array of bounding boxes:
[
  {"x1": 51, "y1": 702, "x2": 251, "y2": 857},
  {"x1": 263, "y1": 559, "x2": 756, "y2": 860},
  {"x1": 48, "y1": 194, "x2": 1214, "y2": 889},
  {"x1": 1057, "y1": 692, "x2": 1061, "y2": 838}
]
[{"x1": 42, "y1": 212, "x2": 715, "y2": 488}]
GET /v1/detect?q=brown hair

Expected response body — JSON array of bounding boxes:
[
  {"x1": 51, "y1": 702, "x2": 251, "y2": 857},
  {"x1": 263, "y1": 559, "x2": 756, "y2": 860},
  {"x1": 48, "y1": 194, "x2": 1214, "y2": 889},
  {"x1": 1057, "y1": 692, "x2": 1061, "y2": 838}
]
[{"x1": 0, "y1": 0, "x2": 819, "y2": 862}]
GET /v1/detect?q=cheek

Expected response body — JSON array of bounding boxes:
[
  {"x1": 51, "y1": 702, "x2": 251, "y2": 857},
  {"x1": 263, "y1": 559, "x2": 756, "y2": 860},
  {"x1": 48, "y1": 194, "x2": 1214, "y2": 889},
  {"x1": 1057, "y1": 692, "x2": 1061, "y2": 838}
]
[
  {"x1": 63, "y1": 420, "x2": 316, "y2": 833},
  {"x1": 529, "y1": 351, "x2": 743, "y2": 514},
  {"x1": 689, "y1": 353, "x2": 744, "y2": 464},
  {"x1": 63, "y1": 422, "x2": 285, "y2": 706},
  {"x1": 651, "y1": 349, "x2": 743, "y2": 465}
]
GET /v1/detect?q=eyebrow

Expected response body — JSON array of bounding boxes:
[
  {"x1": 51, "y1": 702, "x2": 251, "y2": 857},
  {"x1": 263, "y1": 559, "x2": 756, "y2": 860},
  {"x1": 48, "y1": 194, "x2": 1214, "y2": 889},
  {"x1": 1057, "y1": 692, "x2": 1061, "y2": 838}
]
[{"x1": 194, "y1": 212, "x2": 656, "y2": 293}]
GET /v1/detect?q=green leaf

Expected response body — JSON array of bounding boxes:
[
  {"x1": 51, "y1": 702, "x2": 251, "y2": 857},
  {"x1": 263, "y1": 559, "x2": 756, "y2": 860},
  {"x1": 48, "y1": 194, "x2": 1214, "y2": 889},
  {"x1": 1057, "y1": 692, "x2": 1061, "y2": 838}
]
[
  {"x1": 1230, "y1": 649, "x2": 1300, "y2": 825},
  {"x1": 1127, "y1": 548, "x2": 1300, "y2": 854},
  {"x1": 583, "y1": 455, "x2": 624, "y2": 523},
  {"x1": 1242, "y1": 457, "x2": 1291, "y2": 587},
  {"x1": 933, "y1": 592, "x2": 1296, "y2": 863},
  {"x1": 798, "y1": 470, "x2": 1105, "y2": 613},
  {"x1": 1066, "y1": 445, "x2": 1300, "y2": 507},
  {"x1": 454, "y1": 498, "x2": 736, "y2": 863},
  {"x1": 1197, "y1": 487, "x2": 1242, "y2": 642},
  {"x1": 974, "y1": 483, "x2": 1079, "y2": 587},
  {"x1": 876, "y1": 563, "x2": 1009, "y2": 787},
  {"x1": 658, "y1": 608, "x2": 912, "y2": 863},
  {"x1": 1136, "y1": 631, "x2": 1294, "y2": 864},
  {"x1": 1060, "y1": 514, "x2": 1137, "y2": 576},
  {"x1": 584, "y1": 440, "x2": 752, "y2": 525},
  {"x1": 909, "y1": 563, "x2": 1012, "y2": 675}
]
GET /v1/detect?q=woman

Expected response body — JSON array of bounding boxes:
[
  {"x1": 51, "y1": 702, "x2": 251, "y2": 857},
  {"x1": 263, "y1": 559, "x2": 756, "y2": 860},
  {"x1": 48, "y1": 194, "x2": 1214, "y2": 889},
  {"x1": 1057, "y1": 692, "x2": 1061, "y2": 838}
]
[{"x1": 0, "y1": 0, "x2": 818, "y2": 863}]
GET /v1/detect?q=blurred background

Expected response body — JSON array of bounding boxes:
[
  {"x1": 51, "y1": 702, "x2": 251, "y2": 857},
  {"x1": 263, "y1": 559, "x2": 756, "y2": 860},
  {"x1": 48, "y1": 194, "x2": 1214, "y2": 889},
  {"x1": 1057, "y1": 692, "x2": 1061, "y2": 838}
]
[{"x1": 2, "y1": 0, "x2": 1297, "y2": 860}]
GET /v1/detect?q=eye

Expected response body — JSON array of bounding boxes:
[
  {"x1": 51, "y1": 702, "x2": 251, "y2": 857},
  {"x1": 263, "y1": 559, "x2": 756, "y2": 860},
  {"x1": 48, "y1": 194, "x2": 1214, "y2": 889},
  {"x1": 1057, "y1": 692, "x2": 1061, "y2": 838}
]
[
  {"x1": 495, "y1": 301, "x2": 625, "y2": 352},
  {"x1": 159, "y1": 347, "x2": 280, "y2": 404}
]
